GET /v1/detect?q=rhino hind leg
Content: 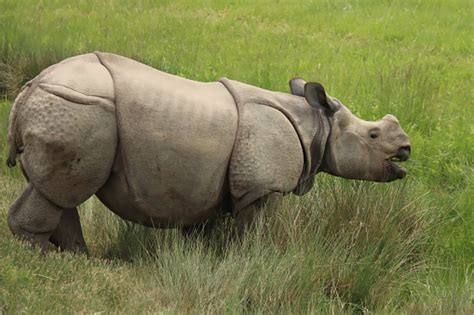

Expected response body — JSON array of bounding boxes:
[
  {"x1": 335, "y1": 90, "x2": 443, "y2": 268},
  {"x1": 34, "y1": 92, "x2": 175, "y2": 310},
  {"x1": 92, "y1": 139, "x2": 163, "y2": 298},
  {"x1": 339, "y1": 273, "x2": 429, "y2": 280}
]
[
  {"x1": 8, "y1": 185, "x2": 88, "y2": 254},
  {"x1": 7, "y1": 184, "x2": 63, "y2": 254},
  {"x1": 49, "y1": 207, "x2": 88, "y2": 254},
  {"x1": 8, "y1": 87, "x2": 117, "y2": 253}
]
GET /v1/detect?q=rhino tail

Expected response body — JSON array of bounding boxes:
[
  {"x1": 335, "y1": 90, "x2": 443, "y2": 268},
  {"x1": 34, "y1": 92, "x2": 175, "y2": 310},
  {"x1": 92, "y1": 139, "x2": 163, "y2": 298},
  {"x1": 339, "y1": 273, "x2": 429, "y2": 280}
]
[
  {"x1": 6, "y1": 80, "x2": 35, "y2": 168},
  {"x1": 6, "y1": 145, "x2": 18, "y2": 168}
]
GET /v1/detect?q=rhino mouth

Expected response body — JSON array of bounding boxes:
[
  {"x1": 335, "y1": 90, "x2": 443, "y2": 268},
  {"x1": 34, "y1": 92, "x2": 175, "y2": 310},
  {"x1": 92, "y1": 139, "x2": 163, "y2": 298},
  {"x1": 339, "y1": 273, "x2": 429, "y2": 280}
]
[{"x1": 385, "y1": 154, "x2": 408, "y2": 180}]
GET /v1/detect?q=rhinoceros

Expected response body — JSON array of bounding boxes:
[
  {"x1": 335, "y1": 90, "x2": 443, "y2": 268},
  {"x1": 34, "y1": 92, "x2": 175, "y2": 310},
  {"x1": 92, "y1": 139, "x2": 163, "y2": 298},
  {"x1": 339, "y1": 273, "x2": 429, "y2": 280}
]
[{"x1": 6, "y1": 52, "x2": 411, "y2": 254}]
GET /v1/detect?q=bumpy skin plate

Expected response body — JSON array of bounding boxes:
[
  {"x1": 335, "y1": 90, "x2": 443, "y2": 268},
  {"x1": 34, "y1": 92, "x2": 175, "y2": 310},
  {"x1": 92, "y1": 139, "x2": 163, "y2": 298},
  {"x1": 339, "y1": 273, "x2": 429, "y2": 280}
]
[
  {"x1": 229, "y1": 103, "x2": 303, "y2": 211},
  {"x1": 8, "y1": 53, "x2": 117, "y2": 208}
]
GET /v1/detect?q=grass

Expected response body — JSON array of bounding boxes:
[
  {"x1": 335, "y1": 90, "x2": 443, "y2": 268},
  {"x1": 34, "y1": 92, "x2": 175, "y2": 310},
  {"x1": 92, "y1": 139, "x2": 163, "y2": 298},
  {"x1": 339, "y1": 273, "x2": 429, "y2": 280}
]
[{"x1": 0, "y1": 0, "x2": 473, "y2": 313}]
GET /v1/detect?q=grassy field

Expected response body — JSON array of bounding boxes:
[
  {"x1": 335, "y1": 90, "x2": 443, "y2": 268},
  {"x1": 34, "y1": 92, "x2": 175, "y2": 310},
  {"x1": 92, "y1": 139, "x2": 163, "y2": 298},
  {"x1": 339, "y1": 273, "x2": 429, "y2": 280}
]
[{"x1": 0, "y1": 0, "x2": 472, "y2": 313}]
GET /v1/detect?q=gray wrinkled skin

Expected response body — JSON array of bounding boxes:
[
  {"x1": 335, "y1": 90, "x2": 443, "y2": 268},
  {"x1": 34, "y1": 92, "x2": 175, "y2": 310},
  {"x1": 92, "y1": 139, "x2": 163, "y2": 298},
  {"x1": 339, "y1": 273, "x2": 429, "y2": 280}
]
[{"x1": 6, "y1": 53, "x2": 411, "y2": 253}]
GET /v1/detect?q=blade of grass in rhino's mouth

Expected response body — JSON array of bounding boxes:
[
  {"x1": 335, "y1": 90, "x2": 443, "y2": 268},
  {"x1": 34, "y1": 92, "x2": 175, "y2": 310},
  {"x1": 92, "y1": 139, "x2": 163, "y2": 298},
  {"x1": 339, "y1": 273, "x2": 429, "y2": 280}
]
[
  {"x1": 385, "y1": 155, "x2": 408, "y2": 179},
  {"x1": 386, "y1": 156, "x2": 406, "y2": 167}
]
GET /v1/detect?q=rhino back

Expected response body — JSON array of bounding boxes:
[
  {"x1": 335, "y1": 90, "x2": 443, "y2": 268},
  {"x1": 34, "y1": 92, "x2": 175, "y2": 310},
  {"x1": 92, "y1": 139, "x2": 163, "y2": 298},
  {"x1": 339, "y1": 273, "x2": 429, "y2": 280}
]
[{"x1": 96, "y1": 52, "x2": 238, "y2": 225}]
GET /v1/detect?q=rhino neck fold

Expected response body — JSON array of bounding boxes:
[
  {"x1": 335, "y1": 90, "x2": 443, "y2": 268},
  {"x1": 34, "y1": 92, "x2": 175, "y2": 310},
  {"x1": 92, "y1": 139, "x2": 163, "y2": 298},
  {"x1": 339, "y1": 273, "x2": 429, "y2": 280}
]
[{"x1": 308, "y1": 108, "x2": 330, "y2": 176}]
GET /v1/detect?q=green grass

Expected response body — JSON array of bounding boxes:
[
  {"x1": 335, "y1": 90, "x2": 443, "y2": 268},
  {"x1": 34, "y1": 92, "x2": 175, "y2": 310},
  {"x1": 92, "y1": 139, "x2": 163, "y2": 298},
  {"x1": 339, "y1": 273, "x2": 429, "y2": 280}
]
[{"x1": 0, "y1": 0, "x2": 472, "y2": 313}]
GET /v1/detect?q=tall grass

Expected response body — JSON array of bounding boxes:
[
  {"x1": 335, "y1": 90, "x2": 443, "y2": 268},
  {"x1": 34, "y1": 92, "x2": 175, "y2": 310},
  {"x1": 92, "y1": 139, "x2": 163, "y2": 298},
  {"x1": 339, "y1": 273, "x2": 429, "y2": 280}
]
[
  {"x1": 2, "y1": 172, "x2": 452, "y2": 313},
  {"x1": 0, "y1": 0, "x2": 472, "y2": 313}
]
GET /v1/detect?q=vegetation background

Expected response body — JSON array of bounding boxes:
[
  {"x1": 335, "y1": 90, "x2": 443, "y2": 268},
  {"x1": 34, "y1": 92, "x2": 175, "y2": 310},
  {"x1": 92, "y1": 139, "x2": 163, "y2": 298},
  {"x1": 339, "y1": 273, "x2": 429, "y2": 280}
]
[{"x1": 0, "y1": 0, "x2": 472, "y2": 313}]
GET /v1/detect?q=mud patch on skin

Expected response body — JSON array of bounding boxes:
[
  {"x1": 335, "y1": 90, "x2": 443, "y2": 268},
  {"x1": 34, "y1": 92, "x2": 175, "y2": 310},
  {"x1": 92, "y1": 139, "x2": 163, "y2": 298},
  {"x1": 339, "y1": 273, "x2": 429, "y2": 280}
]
[{"x1": 165, "y1": 187, "x2": 188, "y2": 204}]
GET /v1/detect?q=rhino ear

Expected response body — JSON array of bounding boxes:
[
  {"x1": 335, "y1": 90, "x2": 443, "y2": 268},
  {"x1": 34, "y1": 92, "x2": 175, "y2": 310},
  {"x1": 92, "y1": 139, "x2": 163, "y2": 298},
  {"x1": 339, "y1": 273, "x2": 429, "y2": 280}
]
[
  {"x1": 289, "y1": 77, "x2": 306, "y2": 97},
  {"x1": 304, "y1": 82, "x2": 337, "y2": 113}
]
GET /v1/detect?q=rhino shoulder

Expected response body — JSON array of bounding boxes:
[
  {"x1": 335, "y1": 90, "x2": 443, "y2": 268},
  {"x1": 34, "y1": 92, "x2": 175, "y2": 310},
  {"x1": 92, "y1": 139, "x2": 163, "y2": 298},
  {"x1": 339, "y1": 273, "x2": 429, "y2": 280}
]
[{"x1": 230, "y1": 103, "x2": 304, "y2": 211}]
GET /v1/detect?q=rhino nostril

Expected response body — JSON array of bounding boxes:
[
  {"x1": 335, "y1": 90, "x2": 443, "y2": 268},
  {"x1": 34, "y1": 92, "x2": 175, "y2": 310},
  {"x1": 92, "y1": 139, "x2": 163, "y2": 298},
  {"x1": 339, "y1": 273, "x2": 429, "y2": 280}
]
[
  {"x1": 400, "y1": 145, "x2": 411, "y2": 154},
  {"x1": 397, "y1": 146, "x2": 411, "y2": 161}
]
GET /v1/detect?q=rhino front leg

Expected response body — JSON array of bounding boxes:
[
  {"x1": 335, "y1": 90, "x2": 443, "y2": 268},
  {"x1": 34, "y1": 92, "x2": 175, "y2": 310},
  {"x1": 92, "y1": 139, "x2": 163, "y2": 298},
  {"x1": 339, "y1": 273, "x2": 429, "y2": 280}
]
[
  {"x1": 234, "y1": 192, "x2": 282, "y2": 235},
  {"x1": 49, "y1": 207, "x2": 88, "y2": 255},
  {"x1": 181, "y1": 219, "x2": 216, "y2": 237},
  {"x1": 7, "y1": 184, "x2": 62, "y2": 254}
]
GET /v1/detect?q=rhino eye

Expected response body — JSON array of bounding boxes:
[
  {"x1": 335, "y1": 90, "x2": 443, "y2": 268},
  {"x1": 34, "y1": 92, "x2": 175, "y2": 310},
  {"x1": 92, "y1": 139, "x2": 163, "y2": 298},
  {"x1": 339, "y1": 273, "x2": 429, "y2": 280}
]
[{"x1": 369, "y1": 130, "x2": 380, "y2": 139}]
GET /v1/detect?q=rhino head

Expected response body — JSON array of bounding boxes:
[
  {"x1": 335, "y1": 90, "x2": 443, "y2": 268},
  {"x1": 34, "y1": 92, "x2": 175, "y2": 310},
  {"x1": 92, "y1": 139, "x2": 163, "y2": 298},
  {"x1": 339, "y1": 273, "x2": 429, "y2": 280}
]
[{"x1": 290, "y1": 78, "x2": 411, "y2": 184}]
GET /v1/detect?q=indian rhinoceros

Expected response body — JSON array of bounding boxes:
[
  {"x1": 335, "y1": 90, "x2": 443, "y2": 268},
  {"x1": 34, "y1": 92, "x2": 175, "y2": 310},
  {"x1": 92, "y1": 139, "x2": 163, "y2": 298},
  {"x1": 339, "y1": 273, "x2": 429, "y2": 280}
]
[{"x1": 6, "y1": 52, "x2": 411, "y2": 254}]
